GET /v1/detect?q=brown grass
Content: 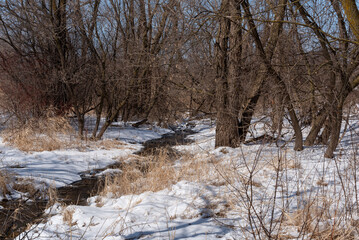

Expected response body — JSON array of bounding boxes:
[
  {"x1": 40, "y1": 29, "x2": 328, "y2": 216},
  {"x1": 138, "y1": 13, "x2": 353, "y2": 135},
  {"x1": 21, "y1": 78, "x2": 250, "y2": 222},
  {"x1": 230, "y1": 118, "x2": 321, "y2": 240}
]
[
  {"x1": 62, "y1": 206, "x2": 76, "y2": 226},
  {"x1": 2, "y1": 114, "x2": 74, "y2": 152},
  {"x1": 279, "y1": 196, "x2": 357, "y2": 239},
  {"x1": 0, "y1": 170, "x2": 11, "y2": 196},
  {"x1": 102, "y1": 149, "x2": 179, "y2": 196},
  {"x1": 267, "y1": 156, "x2": 302, "y2": 172},
  {"x1": 101, "y1": 149, "x2": 234, "y2": 200},
  {"x1": 47, "y1": 185, "x2": 58, "y2": 206},
  {"x1": 12, "y1": 179, "x2": 37, "y2": 196}
]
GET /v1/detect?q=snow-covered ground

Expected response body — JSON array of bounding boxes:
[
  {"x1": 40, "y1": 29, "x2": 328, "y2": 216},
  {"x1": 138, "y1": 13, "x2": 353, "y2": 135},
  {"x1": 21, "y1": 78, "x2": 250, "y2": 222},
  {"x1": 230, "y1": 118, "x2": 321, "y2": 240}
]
[
  {"x1": 2, "y1": 117, "x2": 359, "y2": 239},
  {"x1": 0, "y1": 121, "x2": 172, "y2": 199}
]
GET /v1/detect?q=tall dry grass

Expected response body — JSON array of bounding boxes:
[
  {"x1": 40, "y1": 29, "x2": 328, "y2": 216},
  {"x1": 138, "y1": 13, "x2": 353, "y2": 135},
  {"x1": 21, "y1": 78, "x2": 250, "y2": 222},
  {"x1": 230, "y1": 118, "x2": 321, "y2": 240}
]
[
  {"x1": 101, "y1": 149, "x2": 178, "y2": 197},
  {"x1": 0, "y1": 170, "x2": 11, "y2": 196},
  {"x1": 101, "y1": 149, "x2": 230, "y2": 198},
  {"x1": 2, "y1": 114, "x2": 73, "y2": 152}
]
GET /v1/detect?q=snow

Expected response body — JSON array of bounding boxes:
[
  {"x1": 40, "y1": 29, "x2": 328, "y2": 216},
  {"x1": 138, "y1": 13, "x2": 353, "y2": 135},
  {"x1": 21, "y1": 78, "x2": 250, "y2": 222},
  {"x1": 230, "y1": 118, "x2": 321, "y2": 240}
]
[
  {"x1": 2, "y1": 117, "x2": 359, "y2": 239},
  {"x1": 20, "y1": 181, "x2": 236, "y2": 240},
  {"x1": 0, "y1": 121, "x2": 170, "y2": 196}
]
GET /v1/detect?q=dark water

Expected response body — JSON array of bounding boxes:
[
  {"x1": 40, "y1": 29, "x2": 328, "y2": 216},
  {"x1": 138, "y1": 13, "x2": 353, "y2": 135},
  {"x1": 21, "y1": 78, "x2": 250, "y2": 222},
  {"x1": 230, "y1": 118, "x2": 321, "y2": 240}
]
[
  {"x1": 137, "y1": 129, "x2": 195, "y2": 156},
  {"x1": 0, "y1": 128, "x2": 195, "y2": 239}
]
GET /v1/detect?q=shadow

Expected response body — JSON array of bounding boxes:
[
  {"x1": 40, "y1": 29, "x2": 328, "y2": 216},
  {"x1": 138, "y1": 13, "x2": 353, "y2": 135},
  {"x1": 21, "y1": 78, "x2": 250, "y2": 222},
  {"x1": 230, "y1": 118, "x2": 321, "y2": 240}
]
[
  {"x1": 136, "y1": 129, "x2": 196, "y2": 157},
  {"x1": 124, "y1": 218, "x2": 230, "y2": 240}
]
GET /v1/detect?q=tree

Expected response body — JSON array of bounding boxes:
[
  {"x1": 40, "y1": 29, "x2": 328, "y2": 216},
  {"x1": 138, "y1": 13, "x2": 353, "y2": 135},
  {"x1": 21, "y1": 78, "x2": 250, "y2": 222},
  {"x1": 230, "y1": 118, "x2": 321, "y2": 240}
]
[
  {"x1": 291, "y1": 0, "x2": 359, "y2": 157},
  {"x1": 214, "y1": 0, "x2": 303, "y2": 150},
  {"x1": 340, "y1": 0, "x2": 359, "y2": 41},
  {"x1": 239, "y1": 0, "x2": 303, "y2": 151},
  {"x1": 214, "y1": 0, "x2": 242, "y2": 147}
]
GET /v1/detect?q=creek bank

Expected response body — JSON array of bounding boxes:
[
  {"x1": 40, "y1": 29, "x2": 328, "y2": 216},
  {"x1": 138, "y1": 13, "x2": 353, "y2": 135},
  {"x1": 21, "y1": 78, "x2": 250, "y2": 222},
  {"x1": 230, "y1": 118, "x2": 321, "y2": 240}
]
[{"x1": 0, "y1": 128, "x2": 195, "y2": 239}]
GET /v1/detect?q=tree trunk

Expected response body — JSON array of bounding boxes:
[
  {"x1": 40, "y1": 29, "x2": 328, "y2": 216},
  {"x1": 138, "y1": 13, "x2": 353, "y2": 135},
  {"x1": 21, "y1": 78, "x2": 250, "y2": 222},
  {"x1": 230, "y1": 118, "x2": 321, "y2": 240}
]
[
  {"x1": 340, "y1": 0, "x2": 359, "y2": 41},
  {"x1": 95, "y1": 99, "x2": 127, "y2": 139},
  {"x1": 324, "y1": 104, "x2": 343, "y2": 158},
  {"x1": 91, "y1": 95, "x2": 104, "y2": 139},
  {"x1": 239, "y1": 93, "x2": 260, "y2": 142},
  {"x1": 77, "y1": 114, "x2": 85, "y2": 139},
  {"x1": 215, "y1": 0, "x2": 242, "y2": 148},
  {"x1": 304, "y1": 109, "x2": 327, "y2": 146},
  {"x1": 216, "y1": 112, "x2": 241, "y2": 147},
  {"x1": 287, "y1": 103, "x2": 303, "y2": 151},
  {"x1": 317, "y1": 118, "x2": 331, "y2": 145}
]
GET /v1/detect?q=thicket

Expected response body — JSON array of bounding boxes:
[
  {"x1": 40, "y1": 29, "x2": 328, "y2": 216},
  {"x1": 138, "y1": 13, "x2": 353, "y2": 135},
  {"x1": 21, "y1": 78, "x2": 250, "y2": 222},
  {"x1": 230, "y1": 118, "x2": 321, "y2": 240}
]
[{"x1": 0, "y1": 0, "x2": 358, "y2": 157}]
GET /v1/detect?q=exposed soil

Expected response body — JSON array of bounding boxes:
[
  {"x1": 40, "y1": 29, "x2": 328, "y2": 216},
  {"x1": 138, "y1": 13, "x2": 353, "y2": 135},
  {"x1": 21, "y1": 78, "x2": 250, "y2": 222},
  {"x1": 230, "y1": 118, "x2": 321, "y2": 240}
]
[{"x1": 0, "y1": 128, "x2": 195, "y2": 239}]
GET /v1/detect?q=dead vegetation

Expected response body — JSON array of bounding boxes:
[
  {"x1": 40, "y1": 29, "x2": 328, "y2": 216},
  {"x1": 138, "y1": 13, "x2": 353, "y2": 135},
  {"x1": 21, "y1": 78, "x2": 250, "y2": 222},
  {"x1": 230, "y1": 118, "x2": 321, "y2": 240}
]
[
  {"x1": 0, "y1": 113, "x2": 357, "y2": 239},
  {"x1": 62, "y1": 207, "x2": 76, "y2": 227},
  {"x1": 101, "y1": 149, "x2": 233, "y2": 198},
  {"x1": 0, "y1": 169, "x2": 12, "y2": 196},
  {"x1": 101, "y1": 150, "x2": 179, "y2": 196},
  {"x1": 2, "y1": 114, "x2": 73, "y2": 152},
  {"x1": 1, "y1": 113, "x2": 129, "y2": 152}
]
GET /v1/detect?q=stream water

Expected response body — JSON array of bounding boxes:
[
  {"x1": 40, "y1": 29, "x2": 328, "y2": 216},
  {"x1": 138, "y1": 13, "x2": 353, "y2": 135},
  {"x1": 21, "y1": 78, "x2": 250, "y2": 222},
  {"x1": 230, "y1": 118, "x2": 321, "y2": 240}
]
[{"x1": 0, "y1": 128, "x2": 195, "y2": 239}]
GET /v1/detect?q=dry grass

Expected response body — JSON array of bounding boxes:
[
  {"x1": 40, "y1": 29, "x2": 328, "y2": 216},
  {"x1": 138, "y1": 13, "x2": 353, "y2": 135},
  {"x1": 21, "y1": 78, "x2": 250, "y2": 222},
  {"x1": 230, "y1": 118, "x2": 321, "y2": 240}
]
[
  {"x1": 97, "y1": 139, "x2": 126, "y2": 150},
  {"x1": 62, "y1": 206, "x2": 76, "y2": 227},
  {"x1": 102, "y1": 149, "x2": 179, "y2": 197},
  {"x1": 12, "y1": 178, "x2": 37, "y2": 196},
  {"x1": 178, "y1": 153, "x2": 214, "y2": 182},
  {"x1": 0, "y1": 170, "x2": 11, "y2": 196},
  {"x1": 100, "y1": 148, "x2": 237, "y2": 220},
  {"x1": 2, "y1": 114, "x2": 73, "y2": 152},
  {"x1": 279, "y1": 192, "x2": 357, "y2": 239},
  {"x1": 101, "y1": 149, "x2": 232, "y2": 198},
  {"x1": 266, "y1": 156, "x2": 302, "y2": 172},
  {"x1": 80, "y1": 139, "x2": 127, "y2": 151},
  {"x1": 282, "y1": 207, "x2": 356, "y2": 239},
  {"x1": 47, "y1": 185, "x2": 58, "y2": 206}
]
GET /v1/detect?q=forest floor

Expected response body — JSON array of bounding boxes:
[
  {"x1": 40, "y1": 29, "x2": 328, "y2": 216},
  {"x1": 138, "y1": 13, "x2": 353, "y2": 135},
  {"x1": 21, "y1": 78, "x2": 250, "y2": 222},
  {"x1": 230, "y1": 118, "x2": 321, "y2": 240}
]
[{"x1": 1, "y1": 114, "x2": 359, "y2": 239}]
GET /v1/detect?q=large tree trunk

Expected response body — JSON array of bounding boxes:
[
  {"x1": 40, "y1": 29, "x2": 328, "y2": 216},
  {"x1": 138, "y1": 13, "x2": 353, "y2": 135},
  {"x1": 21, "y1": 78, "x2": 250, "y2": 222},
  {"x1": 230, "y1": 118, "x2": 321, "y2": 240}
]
[
  {"x1": 318, "y1": 118, "x2": 331, "y2": 145},
  {"x1": 216, "y1": 112, "x2": 241, "y2": 147},
  {"x1": 215, "y1": 0, "x2": 242, "y2": 148},
  {"x1": 324, "y1": 80, "x2": 350, "y2": 158}
]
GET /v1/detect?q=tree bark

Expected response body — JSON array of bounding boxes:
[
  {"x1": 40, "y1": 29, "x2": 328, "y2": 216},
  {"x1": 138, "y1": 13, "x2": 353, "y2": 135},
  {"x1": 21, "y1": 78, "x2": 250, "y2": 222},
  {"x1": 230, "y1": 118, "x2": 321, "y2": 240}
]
[
  {"x1": 340, "y1": 0, "x2": 359, "y2": 41},
  {"x1": 324, "y1": 104, "x2": 343, "y2": 158},
  {"x1": 304, "y1": 108, "x2": 327, "y2": 146},
  {"x1": 215, "y1": 0, "x2": 242, "y2": 148}
]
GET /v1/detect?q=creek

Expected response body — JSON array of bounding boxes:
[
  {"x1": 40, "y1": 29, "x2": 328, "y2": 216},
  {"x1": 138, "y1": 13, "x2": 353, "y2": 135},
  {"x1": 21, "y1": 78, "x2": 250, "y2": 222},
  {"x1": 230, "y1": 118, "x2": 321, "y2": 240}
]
[{"x1": 0, "y1": 128, "x2": 195, "y2": 239}]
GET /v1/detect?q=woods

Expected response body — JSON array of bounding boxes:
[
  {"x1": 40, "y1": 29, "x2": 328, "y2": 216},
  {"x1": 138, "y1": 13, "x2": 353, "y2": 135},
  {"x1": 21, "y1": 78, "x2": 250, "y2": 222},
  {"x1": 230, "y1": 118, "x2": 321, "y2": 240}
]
[{"x1": 0, "y1": 0, "x2": 359, "y2": 157}]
